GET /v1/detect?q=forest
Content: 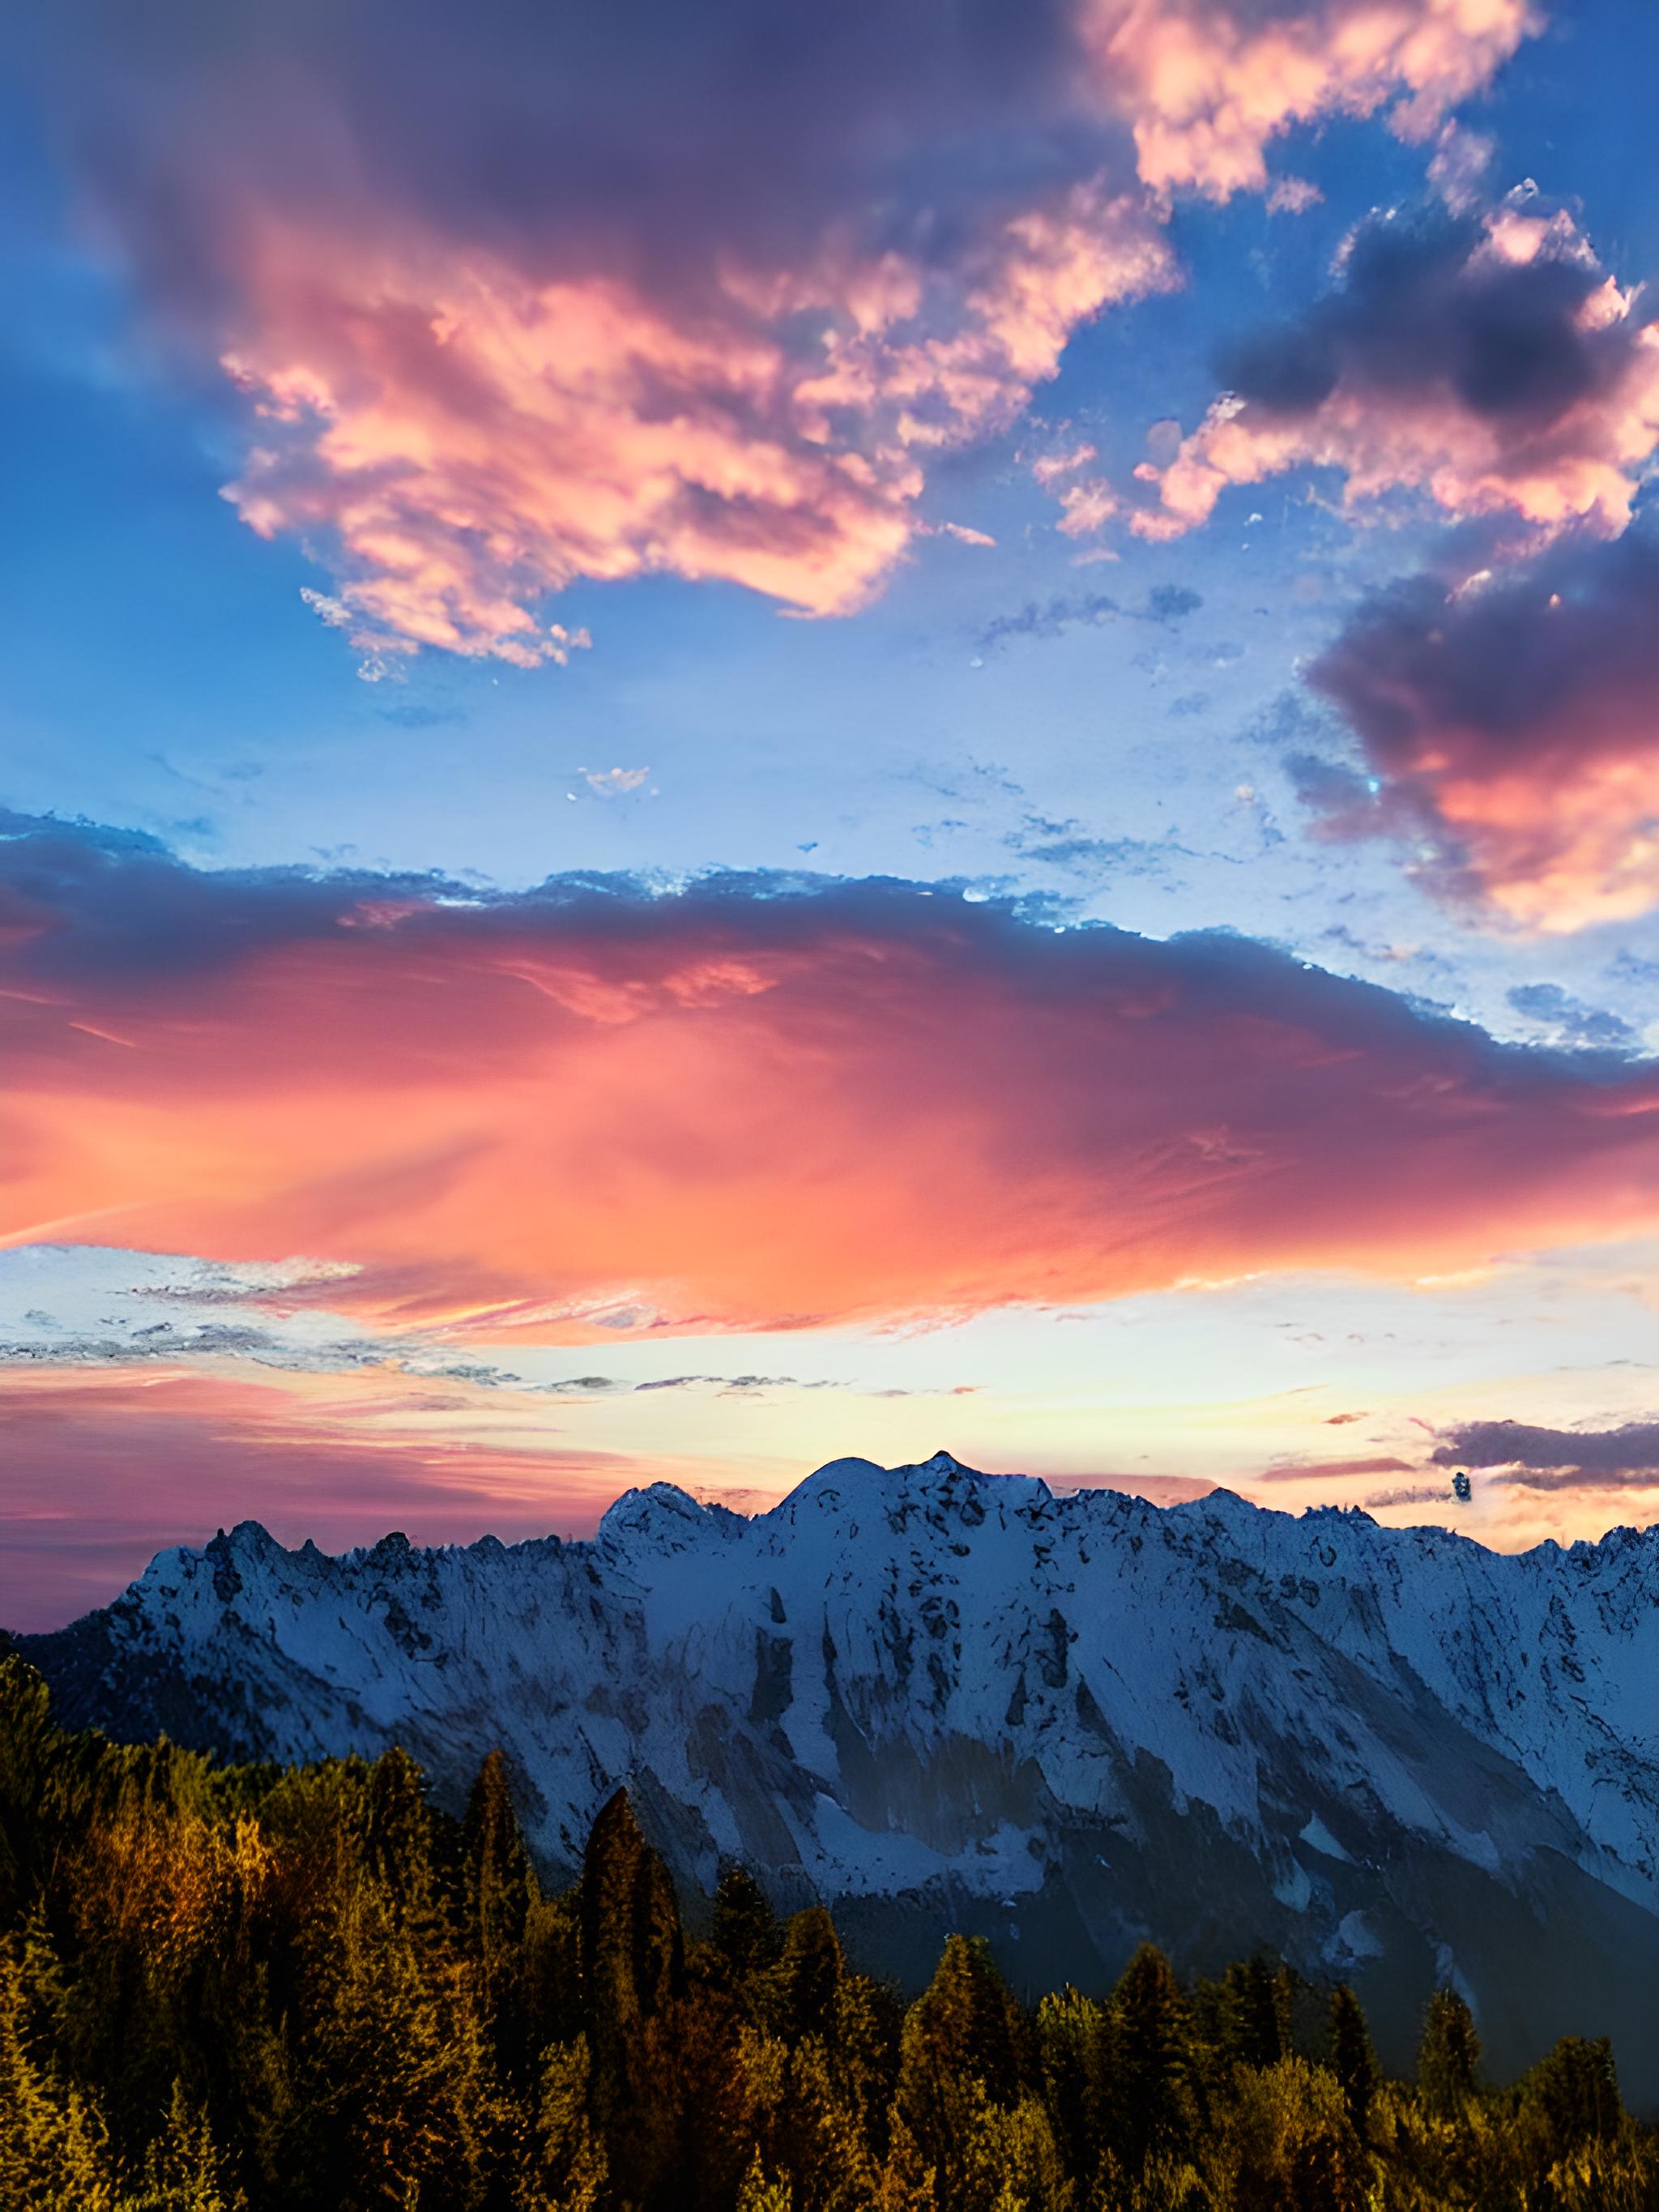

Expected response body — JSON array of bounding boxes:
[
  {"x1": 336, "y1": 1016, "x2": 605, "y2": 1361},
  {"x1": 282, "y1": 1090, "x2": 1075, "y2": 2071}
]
[{"x1": 0, "y1": 1654, "x2": 1653, "y2": 2211}]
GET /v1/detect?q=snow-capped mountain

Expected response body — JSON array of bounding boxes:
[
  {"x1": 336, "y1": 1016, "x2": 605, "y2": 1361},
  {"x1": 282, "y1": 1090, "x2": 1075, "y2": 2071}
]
[{"x1": 16, "y1": 1453, "x2": 1659, "y2": 2100}]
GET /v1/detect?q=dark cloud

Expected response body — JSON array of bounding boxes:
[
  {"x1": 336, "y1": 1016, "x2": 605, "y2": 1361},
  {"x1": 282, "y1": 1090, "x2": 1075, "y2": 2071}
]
[
  {"x1": 26, "y1": 0, "x2": 1086, "y2": 297},
  {"x1": 1433, "y1": 1420, "x2": 1659, "y2": 1489},
  {"x1": 1506, "y1": 984, "x2": 1636, "y2": 1052},
  {"x1": 0, "y1": 1315, "x2": 554, "y2": 1392},
  {"x1": 1133, "y1": 193, "x2": 1659, "y2": 545},
  {"x1": 1221, "y1": 210, "x2": 1620, "y2": 429},
  {"x1": 1002, "y1": 812, "x2": 1179, "y2": 878},
  {"x1": 976, "y1": 592, "x2": 1123, "y2": 651},
  {"x1": 1144, "y1": 583, "x2": 1203, "y2": 623},
  {"x1": 1362, "y1": 1483, "x2": 1453, "y2": 1510},
  {"x1": 974, "y1": 583, "x2": 1201, "y2": 652},
  {"x1": 632, "y1": 1373, "x2": 842, "y2": 1394},
  {"x1": 13, "y1": 0, "x2": 1170, "y2": 651},
  {"x1": 1309, "y1": 530, "x2": 1659, "y2": 929}
]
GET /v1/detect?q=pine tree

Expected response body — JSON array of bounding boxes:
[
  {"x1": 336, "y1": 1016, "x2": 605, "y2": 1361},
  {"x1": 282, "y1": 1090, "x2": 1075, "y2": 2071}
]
[
  {"x1": 464, "y1": 1749, "x2": 538, "y2": 2083},
  {"x1": 530, "y1": 2035, "x2": 608, "y2": 2210},
  {"x1": 712, "y1": 1864, "x2": 783, "y2": 1990},
  {"x1": 778, "y1": 2033, "x2": 877, "y2": 2212},
  {"x1": 134, "y1": 2079, "x2": 247, "y2": 2211},
  {"x1": 578, "y1": 1788, "x2": 684, "y2": 2202},
  {"x1": 874, "y1": 2108, "x2": 936, "y2": 2210},
  {"x1": 1102, "y1": 1945, "x2": 1197, "y2": 2176},
  {"x1": 363, "y1": 1744, "x2": 446, "y2": 1942},
  {"x1": 831, "y1": 1971, "x2": 902, "y2": 2161},
  {"x1": 766, "y1": 1906, "x2": 844, "y2": 2045},
  {"x1": 963, "y1": 2090, "x2": 1073, "y2": 2212},
  {"x1": 1525, "y1": 2034, "x2": 1623, "y2": 2154},
  {"x1": 894, "y1": 1936, "x2": 1026, "y2": 2203},
  {"x1": 1220, "y1": 1957, "x2": 1284, "y2": 2071},
  {"x1": 1416, "y1": 1987, "x2": 1481, "y2": 2122},
  {"x1": 1326, "y1": 1984, "x2": 1378, "y2": 2134},
  {"x1": 1035, "y1": 1986, "x2": 1105, "y2": 2183}
]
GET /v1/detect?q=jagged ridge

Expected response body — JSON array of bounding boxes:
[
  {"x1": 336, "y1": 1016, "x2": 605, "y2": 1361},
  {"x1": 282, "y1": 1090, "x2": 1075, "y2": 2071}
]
[{"x1": 17, "y1": 1452, "x2": 1659, "y2": 2100}]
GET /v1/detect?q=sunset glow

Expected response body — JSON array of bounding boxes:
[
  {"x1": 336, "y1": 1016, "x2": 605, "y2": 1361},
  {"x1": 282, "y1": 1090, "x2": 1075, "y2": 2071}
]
[{"x1": 5, "y1": 0, "x2": 1659, "y2": 1629}]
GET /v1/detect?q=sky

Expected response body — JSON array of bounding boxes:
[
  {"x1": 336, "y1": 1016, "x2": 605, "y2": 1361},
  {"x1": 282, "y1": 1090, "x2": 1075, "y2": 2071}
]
[{"x1": 3, "y1": 0, "x2": 1659, "y2": 1628}]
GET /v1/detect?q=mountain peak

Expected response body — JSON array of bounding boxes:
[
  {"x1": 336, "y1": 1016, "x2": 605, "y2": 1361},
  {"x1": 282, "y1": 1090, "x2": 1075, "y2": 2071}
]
[{"x1": 18, "y1": 1450, "x2": 1659, "y2": 2106}]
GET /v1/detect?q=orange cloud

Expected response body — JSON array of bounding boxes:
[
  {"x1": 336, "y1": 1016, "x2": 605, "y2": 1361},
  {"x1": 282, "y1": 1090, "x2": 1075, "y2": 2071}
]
[{"x1": 5, "y1": 826, "x2": 1659, "y2": 1339}]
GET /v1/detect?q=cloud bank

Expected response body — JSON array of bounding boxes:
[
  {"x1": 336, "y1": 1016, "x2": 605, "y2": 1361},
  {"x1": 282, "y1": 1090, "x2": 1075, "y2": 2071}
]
[
  {"x1": 18, "y1": 0, "x2": 1534, "y2": 660},
  {"x1": 5, "y1": 814, "x2": 1659, "y2": 1337}
]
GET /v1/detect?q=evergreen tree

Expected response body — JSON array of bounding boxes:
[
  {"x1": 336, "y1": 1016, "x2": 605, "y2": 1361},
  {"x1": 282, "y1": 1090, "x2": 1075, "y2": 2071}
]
[
  {"x1": 831, "y1": 1971, "x2": 902, "y2": 2159},
  {"x1": 361, "y1": 1744, "x2": 447, "y2": 1949},
  {"x1": 711, "y1": 1864, "x2": 783, "y2": 1990},
  {"x1": 0, "y1": 1936, "x2": 119, "y2": 2210},
  {"x1": 1220, "y1": 1956, "x2": 1284, "y2": 2071},
  {"x1": 1525, "y1": 2034, "x2": 1623, "y2": 2153},
  {"x1": 134, "y1": 2080, "x2": 247, "y2": 2212},
  {"x1": 1102, "y1": 1945, "x2": 1198, "y2": 2176},
  {"x1": 963, "y1": 2090, "x2": 1072, "y2": 2212},
  {"x1": 578, "y1": 1788, "x2": 684, "y2": 2203},
  {"x1": 894, "y1": 1936, "x2": 1026, "y2": 2203},
  {"x1": 1416, "y1": 1986, "x2": 1482, "y2": 2121},
  {"x1": 1034, "y1": 1986, "x2": 1105, "y2": 2183},
  {"x1": 1325, "y1": 1984, "x2": 1378, "y2": 2134},
  {"x1": 662, "y1": 1975, "x2": 754, "y2": 2211},
  {"x1": 463, "y1": 1749, "x2": 538, "y2": 2083},
  {"x1": 765, "y1": 1907, "x2": 844, "y2": 2045},
  {"x1": 736, "y1": 2146, "x2": 795, "y2": 2212},
  {"x1": 530, "y1": 2035, "x2": 608, "y2": 2210},
  {"x1": 777, "y1": 2033, "x2": 878, "y2": 2212},
  {"x1": 874, "y1": 2109, "x2": 936, "y2": 2210}
]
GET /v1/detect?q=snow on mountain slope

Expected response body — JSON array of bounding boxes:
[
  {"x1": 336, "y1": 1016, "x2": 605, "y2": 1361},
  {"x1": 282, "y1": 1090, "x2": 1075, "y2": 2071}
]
[{"x1": 15, "y1": 1453, "x2": 1659, "y2": 2099}]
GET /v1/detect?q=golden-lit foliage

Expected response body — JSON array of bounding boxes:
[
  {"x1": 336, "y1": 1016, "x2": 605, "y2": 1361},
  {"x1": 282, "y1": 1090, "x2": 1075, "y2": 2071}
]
[{"x1": 0, "y1": 1653, "x2": 1653, "y2": 2210}]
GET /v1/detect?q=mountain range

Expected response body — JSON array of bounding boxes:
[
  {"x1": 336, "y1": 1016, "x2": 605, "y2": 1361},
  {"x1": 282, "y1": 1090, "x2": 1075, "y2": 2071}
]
[{"x1": 15, "y1": 1451, "x2": 1659, "y2": 2105}]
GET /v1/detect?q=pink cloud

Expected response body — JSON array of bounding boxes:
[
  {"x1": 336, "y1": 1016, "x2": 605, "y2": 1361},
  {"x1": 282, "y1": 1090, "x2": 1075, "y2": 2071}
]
[
  {"x1": 1086, "y1": 0, "x2": 1535, "y2": 201},
  {"x1": 1310, "y1": 532, "x2": 1659, "y2": 931},
  {"x1": 1130, "y1": 200, "x2": 1659, "y2": 545},
  {"x1": 6, "y1": 825, "x2": 1659, "y2": 1341},
  {"x1": 1267, "y1": 177, "x2": 1324, "y2": 216},
  {"x1": 26, "y1": 0, "x2": 1539, "y2": 659}
]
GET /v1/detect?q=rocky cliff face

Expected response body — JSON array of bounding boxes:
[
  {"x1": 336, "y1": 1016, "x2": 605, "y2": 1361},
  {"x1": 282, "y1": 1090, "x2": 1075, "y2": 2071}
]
[{"x1": 18, "y1": 1452, "x2": 1659, "y2": 2100}]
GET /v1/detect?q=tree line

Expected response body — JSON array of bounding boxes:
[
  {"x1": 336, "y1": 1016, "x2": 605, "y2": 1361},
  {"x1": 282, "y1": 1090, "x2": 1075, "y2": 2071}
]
[{"x1": 0, "y1": 1655, "x2": 1652, "y2": 2210}]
